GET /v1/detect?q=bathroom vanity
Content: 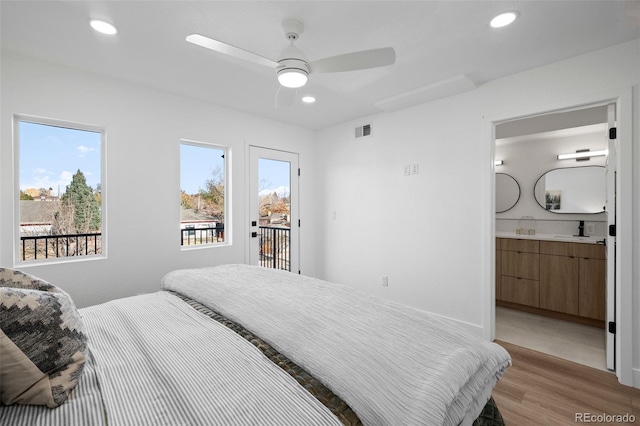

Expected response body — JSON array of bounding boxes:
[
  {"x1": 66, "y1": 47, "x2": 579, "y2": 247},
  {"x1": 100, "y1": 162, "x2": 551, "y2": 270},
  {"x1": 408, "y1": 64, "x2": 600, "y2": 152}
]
[{"x1": 496, "y1": 233, "x2": 606, "y2": 328}]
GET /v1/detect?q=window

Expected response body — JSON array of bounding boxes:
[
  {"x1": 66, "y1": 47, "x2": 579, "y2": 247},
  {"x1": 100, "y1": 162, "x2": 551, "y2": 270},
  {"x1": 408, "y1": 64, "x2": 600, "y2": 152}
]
[
  {"x1": 16, "y1": 117, "x2": 104, "y2": 263},
  {"x1": 180, "y1": 141, "x2": 227, "y2": 247}
]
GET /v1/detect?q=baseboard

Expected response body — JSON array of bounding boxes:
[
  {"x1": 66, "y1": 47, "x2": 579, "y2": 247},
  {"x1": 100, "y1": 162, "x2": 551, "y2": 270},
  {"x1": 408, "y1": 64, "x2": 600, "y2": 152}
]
[
  {"x1": 633, "y1": 368, "x2": 640, "y2": 389},
  {"x1": 425, "y1": 311, "x2": 484, "y2": 338}
]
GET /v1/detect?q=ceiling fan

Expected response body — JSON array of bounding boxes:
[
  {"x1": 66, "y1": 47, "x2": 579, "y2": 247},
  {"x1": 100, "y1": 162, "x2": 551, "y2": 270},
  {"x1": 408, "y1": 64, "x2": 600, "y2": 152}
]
[{"x1": 186, "y1": 19, "x2": 396, "y2": 108}]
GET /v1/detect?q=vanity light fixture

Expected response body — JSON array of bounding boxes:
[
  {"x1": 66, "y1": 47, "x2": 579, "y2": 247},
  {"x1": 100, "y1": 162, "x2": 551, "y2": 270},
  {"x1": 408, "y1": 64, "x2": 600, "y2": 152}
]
[
  {"x1": 495, "y1": 160, "x2": 504, "y2": 166},
  {"x1": 557, "y1": 149, "x2": 608, "y2": 161},
  {"x1": 90, "y1": 19, "x2": 118, "y2": 35}
]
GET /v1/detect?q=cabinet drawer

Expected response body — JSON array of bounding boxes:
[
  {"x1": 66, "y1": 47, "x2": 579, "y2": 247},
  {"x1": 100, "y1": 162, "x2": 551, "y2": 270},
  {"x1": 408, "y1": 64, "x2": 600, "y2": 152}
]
[
  {"x1": 500, "y1": 276, "x2": 539, "y2": 307},
  {"x1": 500, "y1": 238, "x2": 539, "y2": 254},
  {"x1": 540, "y1": 240, "x2": 606, "y2": 259},
  {"x1": 575, "y1": 243, "x2": 606, "y2": 260},
  {"x1": 501, "y1": 251, "x2": 539, "y2": 280},
  {"x1": 540, "y1": 241, "x2": 576, "y2": 257}
]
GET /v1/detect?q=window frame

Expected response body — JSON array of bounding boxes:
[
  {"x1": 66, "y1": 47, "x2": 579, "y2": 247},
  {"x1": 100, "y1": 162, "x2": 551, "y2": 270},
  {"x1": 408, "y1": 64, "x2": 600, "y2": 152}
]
[
  {"x1": 179, "y1": 139, "x2": 230, "y2": 250},
  {"x1": 13, "y1": 114, "x2": 107, "y2": 266}
]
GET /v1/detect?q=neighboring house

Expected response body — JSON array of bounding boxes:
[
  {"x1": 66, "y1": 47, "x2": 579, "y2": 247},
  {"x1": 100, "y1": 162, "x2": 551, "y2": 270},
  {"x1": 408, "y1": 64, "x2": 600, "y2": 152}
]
[
  {"x1": 180, "y1": 206, "x2": 218, "y2": 229},
  {"x1": 180, "y1": 206, "x2": 223, "y2": 242},
  {"x1": 19, "y1": 200, "x2": 59, "y2": 236},
  {"x1": 24, "y1": 187, "x2": 58, "y2": 201}
]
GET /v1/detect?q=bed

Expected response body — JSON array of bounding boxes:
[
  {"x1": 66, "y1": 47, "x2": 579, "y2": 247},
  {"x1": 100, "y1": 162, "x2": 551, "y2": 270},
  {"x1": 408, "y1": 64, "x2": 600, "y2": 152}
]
[{"x1": 1, "y1": 264, "x2": 510, "y2": 425}]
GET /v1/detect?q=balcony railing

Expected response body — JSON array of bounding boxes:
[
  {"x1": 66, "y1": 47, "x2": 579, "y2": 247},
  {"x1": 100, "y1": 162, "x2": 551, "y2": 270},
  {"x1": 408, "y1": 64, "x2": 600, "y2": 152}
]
[
  {"x1": 181, "y1": 225, "x2": 224, "y2": 246},
  {"x1": 259, "y1": 226, "x2": 290, "y2": 271},
  {"x1": 20, "y1": 233, "x2": 102, "y2": 261}
]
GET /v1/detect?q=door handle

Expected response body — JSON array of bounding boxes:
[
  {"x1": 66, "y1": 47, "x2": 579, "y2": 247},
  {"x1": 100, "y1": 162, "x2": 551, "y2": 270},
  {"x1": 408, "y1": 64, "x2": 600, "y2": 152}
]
[{"x1": 251, "y1": 232, "x2": 258, "y2": 238}]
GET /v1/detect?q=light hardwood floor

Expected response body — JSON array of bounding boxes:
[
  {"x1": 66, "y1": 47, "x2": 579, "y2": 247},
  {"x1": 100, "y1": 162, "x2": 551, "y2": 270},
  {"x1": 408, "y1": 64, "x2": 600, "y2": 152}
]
[{"x1": 492, "y1": 341, "x2": 640, "y2": 425}]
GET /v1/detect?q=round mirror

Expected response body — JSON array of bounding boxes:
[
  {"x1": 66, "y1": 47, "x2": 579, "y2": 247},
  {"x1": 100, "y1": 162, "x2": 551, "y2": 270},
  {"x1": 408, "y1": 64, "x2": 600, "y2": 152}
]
[
  {"x1": 533, "y1": 166, "x2": 605, "y2": 214},
  {"x1": 496, "y1": 173, "x2": 520, "y2": 213}
]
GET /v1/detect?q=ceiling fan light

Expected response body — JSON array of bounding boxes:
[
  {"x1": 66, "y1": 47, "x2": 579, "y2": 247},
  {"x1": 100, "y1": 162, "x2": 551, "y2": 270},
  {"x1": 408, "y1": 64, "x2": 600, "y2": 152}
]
[
  {"x1": 490, "y1": 11, "x2": 519, "y2": 28},
  {"x1": 89, "y1": 19, "x2": 118, "y2": 35},
  {"x1": 277, "y1": 69, "x2": 308, "y2": 88}
]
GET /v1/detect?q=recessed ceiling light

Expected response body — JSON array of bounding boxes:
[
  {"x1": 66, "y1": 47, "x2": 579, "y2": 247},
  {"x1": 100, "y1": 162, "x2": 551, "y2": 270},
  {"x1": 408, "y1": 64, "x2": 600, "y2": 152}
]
[
  {"x1": 490, "y1": 11, "x2": 519, "y2": 28},
  {"x1": 90, "y1": 19, "x2": 118, "y2": 35},
  {"x1": 302, "y1": 96, "x2": 316, "y2": 104}
]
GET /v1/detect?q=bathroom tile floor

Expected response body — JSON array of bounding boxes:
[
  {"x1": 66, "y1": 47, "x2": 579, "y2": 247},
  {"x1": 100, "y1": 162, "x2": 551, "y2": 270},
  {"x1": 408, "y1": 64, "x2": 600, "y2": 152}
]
[{"x1": 495, "y1": 306, "x2": 608, "y2": 372}]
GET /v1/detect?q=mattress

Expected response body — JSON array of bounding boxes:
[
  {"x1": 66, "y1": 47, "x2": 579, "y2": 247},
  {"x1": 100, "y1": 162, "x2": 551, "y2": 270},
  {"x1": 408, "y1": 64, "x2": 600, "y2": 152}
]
[{"x1": 162, "y1": 264, "x2": 512, "y2": 426}]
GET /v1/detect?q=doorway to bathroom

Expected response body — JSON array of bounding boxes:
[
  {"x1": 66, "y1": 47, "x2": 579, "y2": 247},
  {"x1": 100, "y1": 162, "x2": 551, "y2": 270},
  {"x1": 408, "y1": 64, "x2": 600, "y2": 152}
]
[{"x1": 492, "y1": 103, "x2": 615, "y2": 373}]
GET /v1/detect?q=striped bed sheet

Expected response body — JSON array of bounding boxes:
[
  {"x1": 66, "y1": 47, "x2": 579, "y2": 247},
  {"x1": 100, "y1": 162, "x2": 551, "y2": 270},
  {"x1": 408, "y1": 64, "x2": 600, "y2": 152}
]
[
  {"x1": 0, "y1": 291, "x2": 344, "y2": 426},
  {"x1": 162, "y1": 264, "x2": 512, "y2": 426}
]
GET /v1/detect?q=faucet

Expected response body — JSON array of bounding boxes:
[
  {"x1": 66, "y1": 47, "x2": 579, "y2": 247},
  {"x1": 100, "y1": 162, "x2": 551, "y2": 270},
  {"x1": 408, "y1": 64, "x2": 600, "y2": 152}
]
[{"x1": 576, "y1": 220, "x2": 587, "y2": 237}]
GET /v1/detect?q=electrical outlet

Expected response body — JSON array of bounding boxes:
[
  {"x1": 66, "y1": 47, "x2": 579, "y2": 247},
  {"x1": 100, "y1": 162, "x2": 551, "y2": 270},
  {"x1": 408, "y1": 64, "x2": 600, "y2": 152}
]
[
  {"x1": 382, "y1": 275, "x2": 389, "y2": 286},
  {"x1": 586, "y1": 223, "x2": 595, "y2": 235}
]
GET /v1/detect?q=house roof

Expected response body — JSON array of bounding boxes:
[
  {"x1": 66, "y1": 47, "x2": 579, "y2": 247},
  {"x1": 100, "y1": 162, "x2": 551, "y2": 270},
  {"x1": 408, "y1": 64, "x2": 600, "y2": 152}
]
[
  {"x1": 180, "y1": 206, "x2": 217, "y2": 223},
  {"x1": 2, "y1": 1, "x2": 638, "y2": 130},
  {"x1": 20, "y1": 200, "x2": 59, "y2": 224}
]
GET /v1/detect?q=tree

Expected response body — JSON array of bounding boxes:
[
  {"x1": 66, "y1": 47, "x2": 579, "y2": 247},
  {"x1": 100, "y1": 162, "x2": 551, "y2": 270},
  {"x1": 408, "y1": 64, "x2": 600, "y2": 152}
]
[
  {"x1": 20, "y1": 190, "x2": 34, "y2": 200},
  {"x1": 180, "y1": 190, "x2": 194, "y2": 209},
  {"x1": 53, "y1": 169, "x2": 101, "y2": 234},
  {"x1": 198, "y1": 166, "x2": 225, "y2": 221}
]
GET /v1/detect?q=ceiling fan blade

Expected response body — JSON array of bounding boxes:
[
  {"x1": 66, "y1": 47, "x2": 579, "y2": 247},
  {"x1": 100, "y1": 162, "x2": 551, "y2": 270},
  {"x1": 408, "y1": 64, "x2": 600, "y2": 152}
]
[
  {"x1": 186, "y1": 34, "x2": 279, "y2": 69},
  {"x1": 275, "y1": 86, "x2": 296, "y2": 108},
  {"x1": 309, "y1": 47, "x2": 395, "y2": 74}
]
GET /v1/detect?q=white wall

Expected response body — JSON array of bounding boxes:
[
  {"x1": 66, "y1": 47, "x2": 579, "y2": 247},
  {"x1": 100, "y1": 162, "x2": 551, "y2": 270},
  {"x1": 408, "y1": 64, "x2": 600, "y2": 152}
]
[
  {"x1": 316, "y1": 39, "x2": 638, "y2": 378},
  {"x1": 0, "y1": 51, "x2": 319, "y2": 308},
  {"x1": 495, "y1": 130, "x2": 608, "y2": 237}
]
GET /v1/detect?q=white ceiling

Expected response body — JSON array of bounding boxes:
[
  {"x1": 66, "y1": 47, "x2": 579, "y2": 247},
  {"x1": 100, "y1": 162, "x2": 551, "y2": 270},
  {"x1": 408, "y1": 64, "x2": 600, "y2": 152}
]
[{"x1": 2, "y1": 1, "x2": 639, "y2": 130}]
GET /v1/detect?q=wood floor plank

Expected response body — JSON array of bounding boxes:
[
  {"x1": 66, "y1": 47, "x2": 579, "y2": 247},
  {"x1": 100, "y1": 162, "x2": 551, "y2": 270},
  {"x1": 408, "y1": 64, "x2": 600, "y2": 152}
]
[{"x1": 492, "y1": 341, "x2": 640, "y2": 425}]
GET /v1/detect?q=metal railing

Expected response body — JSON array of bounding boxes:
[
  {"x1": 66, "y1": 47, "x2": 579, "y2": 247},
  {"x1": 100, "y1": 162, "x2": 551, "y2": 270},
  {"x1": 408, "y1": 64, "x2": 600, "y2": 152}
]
[
  {"x1": 181, "y1": 225, "x2": 225, "y2": 246},
  {"x1": 20, "y1": 233, "x2": 102, "y2": 261},
  {"x1": 259, "y1": 226, "x2": 290, "y2": 271}
]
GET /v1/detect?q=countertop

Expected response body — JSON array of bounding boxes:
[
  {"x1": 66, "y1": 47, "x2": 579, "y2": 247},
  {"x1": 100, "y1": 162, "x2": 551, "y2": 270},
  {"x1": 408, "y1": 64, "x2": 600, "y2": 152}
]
[{"x1": 496, "y1": 232, "x2": 605, "y2": 245}]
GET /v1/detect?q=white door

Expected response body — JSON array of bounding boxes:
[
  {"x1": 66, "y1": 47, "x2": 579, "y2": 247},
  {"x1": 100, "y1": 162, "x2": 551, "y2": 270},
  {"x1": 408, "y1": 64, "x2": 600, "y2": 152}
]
[
  {"x1": 249, "y1": 146, "x2": 299, "y2": 273},
  {"x1": 605, "y1": 103, "x2": 617, "y2": 371}
]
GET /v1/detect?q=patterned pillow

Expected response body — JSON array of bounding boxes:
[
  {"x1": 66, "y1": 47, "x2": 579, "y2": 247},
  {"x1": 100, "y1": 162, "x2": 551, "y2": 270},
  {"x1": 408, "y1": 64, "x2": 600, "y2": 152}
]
[{"x1": 0, "y1": 268, "x2": 88, "y2": 408}]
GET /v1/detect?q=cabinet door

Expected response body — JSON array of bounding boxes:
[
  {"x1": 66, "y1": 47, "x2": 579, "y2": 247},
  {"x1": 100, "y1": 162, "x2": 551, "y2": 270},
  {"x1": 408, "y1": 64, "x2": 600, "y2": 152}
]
[
  {"x1": 540, "y1": 254, "x2": 579, "y2": 315},
  {"x1": 500, "y1": 276, "x2": 539, "y2": 307},
  {"x1": 579, "y1": 258, "x2": 606, "y2": 320},
  {"x1": 501, "y1": 251, "x2": 539, "y2": 280}
]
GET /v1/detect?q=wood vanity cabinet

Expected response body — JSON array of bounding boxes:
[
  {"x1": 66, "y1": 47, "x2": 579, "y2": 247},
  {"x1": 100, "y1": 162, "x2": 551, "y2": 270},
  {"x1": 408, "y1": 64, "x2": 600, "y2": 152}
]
[
  {"x1": 497, "y1": 237, "x2": 606, "y2": 325},
  {"x1": 499, "y1": 238, "x2": 540, "y2": 307},
  {"x1": 539, "y1": 241, "x2": 606, "y2": 320}
]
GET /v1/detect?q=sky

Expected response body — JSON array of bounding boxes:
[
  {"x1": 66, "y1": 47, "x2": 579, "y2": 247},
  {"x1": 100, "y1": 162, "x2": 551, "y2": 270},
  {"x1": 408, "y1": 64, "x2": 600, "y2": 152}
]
[
  {"x1": 180, "y1": 143, "x2": 225, "y2": 194},
  {"x1": 19, "y1": 122, "x2": 290, "y2": 199},
  {"x1": 180, "y1": 144, "x2": 290, "y2": 197},
  {"x1": 19, "y1": 121, "x2": 101, "y2": 195},
  {"x1": 258, "y1": 158, "x2": 290, "y2": 197}
]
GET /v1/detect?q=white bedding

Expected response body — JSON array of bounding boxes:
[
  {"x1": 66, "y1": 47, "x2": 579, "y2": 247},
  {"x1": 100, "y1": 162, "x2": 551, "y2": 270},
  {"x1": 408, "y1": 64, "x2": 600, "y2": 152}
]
[
  {"x1": 0, "y1": 291, "x2": 343, "y2": 426},
  {"x1": 162, "y1": 264, "x2": 511, "y2": 426}
]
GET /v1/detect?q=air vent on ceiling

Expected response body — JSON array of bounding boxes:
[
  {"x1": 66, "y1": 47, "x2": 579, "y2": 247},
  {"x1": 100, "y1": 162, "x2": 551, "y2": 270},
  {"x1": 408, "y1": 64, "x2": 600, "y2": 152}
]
[{"x1": 355, "y1": 123, "x2": 372, "y2": 139}]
